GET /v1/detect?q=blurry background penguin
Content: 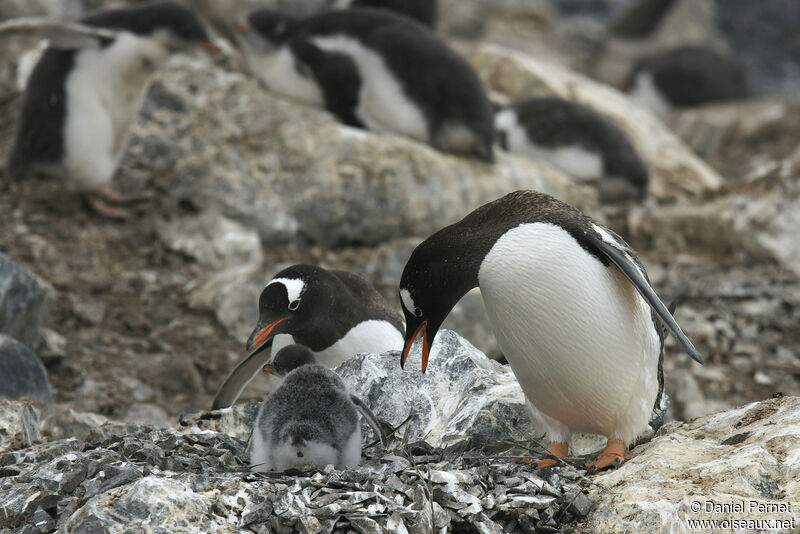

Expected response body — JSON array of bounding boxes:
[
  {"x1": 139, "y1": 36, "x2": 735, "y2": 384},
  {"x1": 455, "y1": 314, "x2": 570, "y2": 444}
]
[
  {"x1": 1, "y1": 2, "x2": 219, "y2": 219},
  {"x1": 232, "y1": 5, "x2": 494, "y2": 161},
  {"x1": 248, "y1": 344, "x2": 385, "y2": 472},
  {"x1": 495, "y1": 97, "x2": 650, "y2": 203}
]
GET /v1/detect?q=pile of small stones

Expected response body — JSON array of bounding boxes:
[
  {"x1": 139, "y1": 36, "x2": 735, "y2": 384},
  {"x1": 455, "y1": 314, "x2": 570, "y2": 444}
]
[{"x1": 0, "y1": 418, "x2": 592, "y2": 533}]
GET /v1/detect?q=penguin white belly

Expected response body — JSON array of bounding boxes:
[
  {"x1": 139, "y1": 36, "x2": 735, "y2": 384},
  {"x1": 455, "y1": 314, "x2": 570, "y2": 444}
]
[
  {"x1": 310, "y1": 35, "x2": 428, "y2": 141},
  {"x1": 63, "y1": 33, "x2": 166, "y2": 189},
  {"x1": 628, "y1": 72, "x2": 671, "y2": 114},
  {"x1": 249, "y1": 423, "x2": 273, "y2": 472},
  {"x1": 243, "y1": 46, "x2": 323, "y2": 106},
  {"x1": 313, "y1": 320, "x2": 404, "y2": 368},
  {"x1": 477, "y1": 223, "x2": 660, "y2": 444},
  {"x1": 272, "y1": 440, "x2": 340, "y2": 472},
  {"x1": 494, "y1": 109, "x2": 603, "y2": 180}
]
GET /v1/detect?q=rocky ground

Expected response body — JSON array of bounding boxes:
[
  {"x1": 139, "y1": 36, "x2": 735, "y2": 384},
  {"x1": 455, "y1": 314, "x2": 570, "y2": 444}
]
[{"x1": 1, "y1": 0, "x2": 799, "y2": 532}]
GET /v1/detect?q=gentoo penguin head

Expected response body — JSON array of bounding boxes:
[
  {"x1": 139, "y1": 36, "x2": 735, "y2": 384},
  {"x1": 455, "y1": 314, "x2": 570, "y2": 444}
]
[
  {"x1": 399, "y1": 231, "x2": 482, "y2": 371},
  {"x1": 235, "y1": 10, "x2": 298, "y2": 49},
  {"x1": 263, "y1": 345, "x2": 317, "y2": 377},
  {"x1": 246, "y1": 264, "x2": 331, "y2": 356},
  {"x1": 83, "y1": 2, "x2": 217, "y2": 53}
]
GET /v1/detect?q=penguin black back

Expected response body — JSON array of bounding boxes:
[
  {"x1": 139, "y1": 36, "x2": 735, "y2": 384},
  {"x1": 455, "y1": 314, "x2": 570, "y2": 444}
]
[
  {"x1": 349, "y1": 0, "x2": 438, "y2": 28},
  {"x1": 6, "y1": 48, "x2": 75, "y2": 179},
  {"x1": 80, "y1": 1, "x2": 211, "y2": 42},
  {"x1": 626, "y1": 45, "x2": 749, "y2": 107},
  {"x1": 501, "y1": 98, "x2": 649, "y2": 198}
]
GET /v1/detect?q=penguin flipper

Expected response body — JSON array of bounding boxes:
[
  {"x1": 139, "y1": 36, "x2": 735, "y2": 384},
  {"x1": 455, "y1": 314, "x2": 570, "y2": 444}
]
[
  {"x1": 211, "y1": 340, "x2": 274, "y2": 410},
  {"x1": 0, "y1": 18, "x2": 115, "y2": 49},
  {"x1": 349, "y1": 394, "x2": 386, "y2": 446},
  {"x1": 585, "y1": 229, "x2": 703, "y2": 364}
]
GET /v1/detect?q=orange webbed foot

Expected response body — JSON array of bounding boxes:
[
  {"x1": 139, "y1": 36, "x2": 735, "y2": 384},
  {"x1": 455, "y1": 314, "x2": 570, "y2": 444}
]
[
  {"x1": 585, "y1": 438, "x2": 626, "y2": 473},
  {"x1": 535, "y1": 441, "x2": 568, "y2": 468}
]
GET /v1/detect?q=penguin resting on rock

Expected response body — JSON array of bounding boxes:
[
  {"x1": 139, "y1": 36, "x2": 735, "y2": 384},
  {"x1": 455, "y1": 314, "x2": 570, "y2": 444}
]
[
  {"x1": 625, "y1": 45, "x2": 749, "y2": 113},
  {"x1": 234, "y1": 8, "x2": 494, "y2": 161},
  {"x1": 249, "y1": 344, "x2": 385, "y2": 472},
  {"x1": 212, "y1": 264, "x2": 404, "y2": 410},
  {"x1": 2, "y1": 2, "x2": 218, "y2": 218},
  {"x1": 398, "y1": 190, "x2": 703, "y2": 471},
  {"x1": 495, "y1": 98, "x2": 649, "y2": 203}
]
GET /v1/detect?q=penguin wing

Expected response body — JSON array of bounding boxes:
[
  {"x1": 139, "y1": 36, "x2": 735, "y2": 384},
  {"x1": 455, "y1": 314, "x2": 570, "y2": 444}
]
[
  {"x1": 0, "y1": 18, "x2": 115, "y2": 49},
  {"x1": 349, "y1": 394, "x2": 386, "y2": 446},
  {"x1": 211, "y1": 339, "x2": 273, "y2": 410},
  {"x1": 584, "y1": 227, "x2": 703, "y2": 364}
]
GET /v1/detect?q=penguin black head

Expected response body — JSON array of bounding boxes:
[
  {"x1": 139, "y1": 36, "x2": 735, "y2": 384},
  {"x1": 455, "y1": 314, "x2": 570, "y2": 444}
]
[
  {"x1": 245, "y1": 264, "x2": 340, "y2": 356},
  {"x1": 237, "y1": 10, "x2": 298, "y2": 47},
  {"x1": 82, "y1": 2, "x2": 216, "y2": 52},
  {"x1": 399, "y1": 230, "x2": 482, "y2": 372},
  {"x1": 263, "y1": 344, "x2": 318, "y2": 377}
]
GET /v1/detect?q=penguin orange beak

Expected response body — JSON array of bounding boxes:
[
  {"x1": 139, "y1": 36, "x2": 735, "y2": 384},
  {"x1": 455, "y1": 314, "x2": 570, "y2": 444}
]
[
  {"x1": 235, "y1": 22, "x2": 252, "y2": 33},
  {"x1": 401, "y1": 320, "x2": 430, "y2": 372},
  {"x1": 202, "y1": 41, "x2": 221, "y2": 54},
  {"x1": 246, "y1": 316, "x2": 288, "y2": 353}
]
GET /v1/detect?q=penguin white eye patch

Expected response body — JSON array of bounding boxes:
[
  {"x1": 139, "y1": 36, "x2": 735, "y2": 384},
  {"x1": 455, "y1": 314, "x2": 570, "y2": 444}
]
[
  {"x1": 267, "y1": 278, "x2": 306, "y2": 306},
  {"x1": 399, "y1": 288, "x2": 420, "y2": 316}
]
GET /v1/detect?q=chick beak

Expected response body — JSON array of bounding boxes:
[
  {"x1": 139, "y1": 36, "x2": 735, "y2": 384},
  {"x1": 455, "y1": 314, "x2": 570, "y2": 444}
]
[
  {"x1": 235, "y1": 22, "x2": 251, "y2": 33},
  {"x1": 202, "y1": 41, "x2": 220, "y2": 54}
]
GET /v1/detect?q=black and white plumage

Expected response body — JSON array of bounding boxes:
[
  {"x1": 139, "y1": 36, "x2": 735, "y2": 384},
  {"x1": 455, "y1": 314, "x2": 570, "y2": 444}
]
[
  {"x1": 625, "y1": 45, "x2": 749, "y2": 112},
  {"x1": 398, "y1": 190, "x2": 702, "y2": 470},
  {"x1": 212, "y1": 264, "x2": 404, "y2": 410},
  {"x1": 235, "y1": 8, "x2": 494, "y2": 161},
  {"x1": 3, "y1": 2, "x2": 216, "y2": 217},
  {"x1": 249, "y1": 344, "x2": 384, "y2": 472},
  {"x1": 494, "y1": 98, "x2": 649, "y2": 202}
]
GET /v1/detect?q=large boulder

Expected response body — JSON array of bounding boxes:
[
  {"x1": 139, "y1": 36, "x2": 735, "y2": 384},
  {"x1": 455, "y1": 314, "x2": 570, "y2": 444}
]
[
  {"x1": 119, "y1": 53, "x2": 594, "y2": 249},
  {"x1": 0, "y1": 252, "x2": 52, "y2": 349},
  {"x1": 0, "y1": 335, "x2": 52, "y2": 401},
  {"x1": 586, "y1": 395, "x2": 800, "y2": 532},
  {"x1": 467, "y1": 43, "x2": 724, "y2": 199}
]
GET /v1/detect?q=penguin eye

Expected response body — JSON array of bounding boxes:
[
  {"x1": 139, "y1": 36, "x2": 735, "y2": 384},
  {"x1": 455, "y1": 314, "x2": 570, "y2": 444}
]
[
  {"x1": 288, "y1": 299, "x2": 300, "y2": 311},
  {"x1": 414, "y1": 307, "x2": 423, "y2": 317}
]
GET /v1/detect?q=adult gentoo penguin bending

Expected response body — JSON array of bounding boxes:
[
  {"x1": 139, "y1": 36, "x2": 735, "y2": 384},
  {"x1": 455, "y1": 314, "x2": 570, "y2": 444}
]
[
  {"x1": 249, "y1": 344, "x2": 384, "y2": 472},
  {"x1": 3, "y1": 2, "x2": 217, "y2": 218},
  {"x1": 212, "y1": 264, "x2": 404, "y2": 410},
  {"x1": 234, "y1": 8, "x2": 494, "y2": 161},
  {"x1": 398, "y1": 190, "x2": 703, "y2": 470},
  {"x1": 495, "y1": 98, "x2": 649, "y2": 202}
]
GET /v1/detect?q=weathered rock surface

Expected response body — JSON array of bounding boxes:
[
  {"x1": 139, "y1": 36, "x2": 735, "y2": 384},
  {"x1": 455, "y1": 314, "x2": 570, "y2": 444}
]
[
  {"x1": 0, "y1": 252, "x2": 52, "y2": 349},
  {"x1": 586, "y1": 395, "x2": 800, "y2": 533},
  {"x1": 120, "y1": 53, "x2": 594, "y2": 249},
  {"x1": 0, "y1": 334, "x2": 52, "y2": 401},
  {"x1": 467, "y1": 43, "x2": 724, "y2": 199}
]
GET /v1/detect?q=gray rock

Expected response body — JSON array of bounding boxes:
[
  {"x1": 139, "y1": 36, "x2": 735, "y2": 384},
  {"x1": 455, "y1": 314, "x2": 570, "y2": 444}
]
[
  {"x1": 0, "y1": 252, "x2": 53, "y2": 349},
  {"x1": 119, "y1": 53, "x2": 592, "y2": 249},
  {"x1": 336, "y1": 330, "x2": 534, "y2": 451},
  {"x1": 0, "y1": 335, "x2": 52, "y2": 401}
]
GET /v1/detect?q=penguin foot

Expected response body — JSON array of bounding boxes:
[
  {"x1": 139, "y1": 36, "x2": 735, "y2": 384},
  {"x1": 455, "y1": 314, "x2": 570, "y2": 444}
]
[
  {"x1": 94, "y1": 186, "x2": 152, "y2": 204},
  {"x1": 536, "y1": 441, "x2": 568, "y2": 468},
  {"x1": 86, "y1": 196, "x2": 131, "y2": 219},
  {"x1": 585, "y1": 438, "x2": 626, "y2": 473}
]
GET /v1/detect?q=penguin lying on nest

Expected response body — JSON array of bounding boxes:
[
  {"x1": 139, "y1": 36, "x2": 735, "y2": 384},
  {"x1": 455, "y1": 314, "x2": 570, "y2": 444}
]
[
  {"x1": 1, "y1": 2, "x2": 218, "y2": 218},
  {"x1": 233, "y1": 7, "x2": 494, "y2": 161},
  {"x1": 398, "y1": 190, "x2": 702, "y2": 471},
  {"x1": 495, "y1": 97, "x2": 649, "y2": 203},
  {"x1": 248, "y1": 344, "x2": 385, "y2": 472},
  {"x1": 212, "y1": 264, "x2": 404, "y2": 410}
]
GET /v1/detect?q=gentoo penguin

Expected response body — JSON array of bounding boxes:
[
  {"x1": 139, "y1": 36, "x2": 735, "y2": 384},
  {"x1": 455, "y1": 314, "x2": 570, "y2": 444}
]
[
  {"x1": 3, "y1": 2, "x2": 217, "y2": 218},
  {"x1": 211, "y1": 264, "x2": 404, "y2": 410},
  {"x1": 625, "y1": 45, "x2": 749, "y2": 113},
  {"x1": 338, "y1": 0, "x2": 438, "y2": 28},
  {"x1": 494, "y1": 98, "x2": 649, "y2": 202},
  {"x1": 398, "y1": 190, "x2": 703, "y2": 470},
  {"x1": 249, "y1": 344, "x2": 384, "y2": 472},
  {"x1": 234, "y1": 8, "x2": 494, "y2": 161}
]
